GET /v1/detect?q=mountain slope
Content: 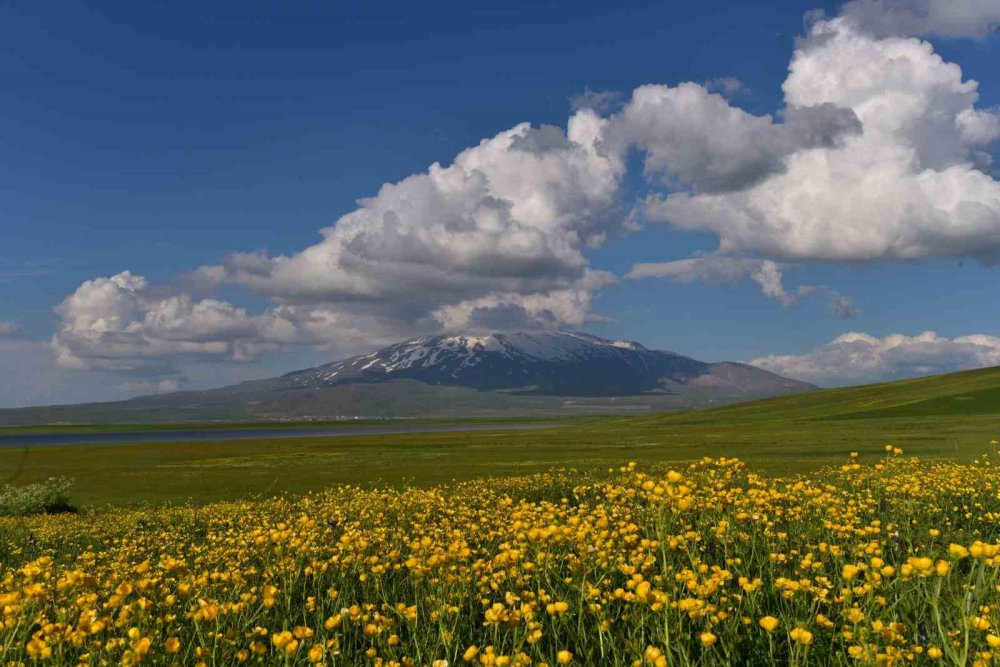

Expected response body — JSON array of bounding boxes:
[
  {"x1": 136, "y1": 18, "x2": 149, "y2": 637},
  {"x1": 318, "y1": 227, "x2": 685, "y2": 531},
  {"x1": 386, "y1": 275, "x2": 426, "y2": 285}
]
[{"x1": 0, "y1": 331, "x2": 815, "y2": 425}]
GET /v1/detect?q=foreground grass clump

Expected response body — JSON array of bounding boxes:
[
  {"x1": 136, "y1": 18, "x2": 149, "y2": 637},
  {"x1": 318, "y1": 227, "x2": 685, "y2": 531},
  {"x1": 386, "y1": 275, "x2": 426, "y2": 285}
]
[{"x1": 2, "y1": 452, "x2": 1000, "y2": 665}]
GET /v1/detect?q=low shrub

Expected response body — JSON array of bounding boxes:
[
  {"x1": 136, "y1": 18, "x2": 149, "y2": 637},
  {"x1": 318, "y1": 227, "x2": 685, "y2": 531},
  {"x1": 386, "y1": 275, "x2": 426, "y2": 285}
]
[{"x1": 0, "y1": 477, "x2": 76, "y2": 516}]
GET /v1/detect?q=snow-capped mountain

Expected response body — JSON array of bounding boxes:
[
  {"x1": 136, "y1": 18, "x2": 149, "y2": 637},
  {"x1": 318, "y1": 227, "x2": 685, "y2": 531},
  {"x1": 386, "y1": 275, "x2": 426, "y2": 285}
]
[
  {"x1": 0, "y1": 331, "x2": 816, "y2": 424},
  {"x1": 277, "y1": 331, "x2": 809, "y2": 397}
]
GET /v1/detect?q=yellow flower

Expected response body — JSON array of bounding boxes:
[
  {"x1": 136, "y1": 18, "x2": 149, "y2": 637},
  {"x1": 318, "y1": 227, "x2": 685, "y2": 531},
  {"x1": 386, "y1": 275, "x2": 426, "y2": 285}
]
[
  {"x1": 927, "y1": 647, "x2": 943, "y2": 660},
  {"x1": 547, "y1": 601, "x2": 569, "y2": 615},
  {"x1": 790, "y1": 628, "x2": 813, "y2": 645},
  {"x1": 194, "y1": 599, "x2": 218, "y2": 622},
  {"x1": 26, "y1": 638, "x2": 52, "y2": 659},
  {"x1": 272, "y1": 631, "x2": 298, "y2": 653},
  {"x1": 643, "y1": 646, "x2": 665, "y2": 666},
  {"x1": 759, "y1": 616, "x2": 780, "y2": 632},
  {"x1": 699, "y1": 632, "x2": 717, "y2": 647},
  {"x1": 950, "y1": 544, "x2": 970, "y2": 558},
  {"x1": 556, "y1": 650, "x2": 574, "y2": 664},
  {"x1": 971, "y1": 616, "x2": 991, "y2": 631},
  {"x1": 463, "y1": 646, "x2": 480, "y2": 662},
  {"x1": 165, "y1": 637, "x2": 181, "y2": 653}
]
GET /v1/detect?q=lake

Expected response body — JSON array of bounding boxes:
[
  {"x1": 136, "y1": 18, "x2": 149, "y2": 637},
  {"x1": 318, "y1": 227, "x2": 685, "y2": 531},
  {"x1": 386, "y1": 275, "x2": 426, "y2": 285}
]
[{"x1": 0, "y1": 423, "x2": 558, "y2": 448}]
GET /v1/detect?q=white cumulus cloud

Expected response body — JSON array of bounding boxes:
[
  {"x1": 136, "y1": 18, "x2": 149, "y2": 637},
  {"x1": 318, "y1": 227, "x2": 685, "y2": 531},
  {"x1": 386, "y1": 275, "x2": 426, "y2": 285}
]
[
  {"x1": 648, "y1": 17, "x2": 1000, "y2": 263},
  {"x1": 54, "y1": 272, "x2": 249, "y2": 372},
  {"x1": 0, "y1": 322, "x2": 21, "y2": 336},
  {"x1": 191, "y1": 112, "x2": 623, "y2": 323},
  {"x1": 751, "y1": 331, "x2": 1000, "y2": 385},
  {"x1": 55, "y1": 112, "x2": 630, "y2": 374},
  {"x1": 51, "y1": 271, "x2": 401, "y2": 373},
  {"x1": 604, "y1": 83, "x2": 860, "y2": 193}
]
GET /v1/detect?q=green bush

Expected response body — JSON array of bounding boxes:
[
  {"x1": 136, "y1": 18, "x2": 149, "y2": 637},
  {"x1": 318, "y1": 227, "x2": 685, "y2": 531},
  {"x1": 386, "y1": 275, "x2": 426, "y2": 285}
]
[{"x1": 0, "y1": 477, "x2": 76, "y2": 516}]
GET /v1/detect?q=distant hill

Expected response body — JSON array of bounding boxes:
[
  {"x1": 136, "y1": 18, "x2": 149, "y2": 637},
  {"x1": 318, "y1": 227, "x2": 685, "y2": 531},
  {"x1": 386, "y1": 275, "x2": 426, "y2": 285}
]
[
  {"x1": 641, "y1": 364, "x2": 1000, "y2": 426},
  {"x1": 0, "y1": 331, "x2": 814, "y2": 425}
]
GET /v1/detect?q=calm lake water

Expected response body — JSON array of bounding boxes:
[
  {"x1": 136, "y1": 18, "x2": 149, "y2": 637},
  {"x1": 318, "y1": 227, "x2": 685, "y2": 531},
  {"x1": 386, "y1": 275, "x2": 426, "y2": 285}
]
[{"x1": 0, "y1": 423, "x2": 557, "y2": 448}]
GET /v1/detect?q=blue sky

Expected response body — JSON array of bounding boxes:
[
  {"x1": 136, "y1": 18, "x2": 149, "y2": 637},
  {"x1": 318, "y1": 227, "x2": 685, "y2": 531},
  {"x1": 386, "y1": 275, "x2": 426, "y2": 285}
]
[{"x1": 2, "y1": 0, "x2": 1000, "y2": 407}]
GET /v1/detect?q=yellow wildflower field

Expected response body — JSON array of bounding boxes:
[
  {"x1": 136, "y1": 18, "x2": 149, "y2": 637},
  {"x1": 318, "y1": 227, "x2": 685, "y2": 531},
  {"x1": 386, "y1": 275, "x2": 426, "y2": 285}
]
[{"x1": 2, "y1": 449, "x2": 1000, "y2": 666}]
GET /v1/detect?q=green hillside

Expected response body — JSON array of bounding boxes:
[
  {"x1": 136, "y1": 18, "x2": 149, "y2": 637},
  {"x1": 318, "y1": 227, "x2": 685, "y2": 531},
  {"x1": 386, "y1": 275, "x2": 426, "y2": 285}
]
[{"x1": 646, "y1": 365, "x2": 1000, "y2": 423}]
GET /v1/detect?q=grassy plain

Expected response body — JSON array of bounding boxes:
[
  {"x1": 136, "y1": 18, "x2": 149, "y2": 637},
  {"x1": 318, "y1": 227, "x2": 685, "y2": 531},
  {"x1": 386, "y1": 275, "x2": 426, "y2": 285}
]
[{"x1": 3, "y1": 366, "x2": 1000, "y2": 506}]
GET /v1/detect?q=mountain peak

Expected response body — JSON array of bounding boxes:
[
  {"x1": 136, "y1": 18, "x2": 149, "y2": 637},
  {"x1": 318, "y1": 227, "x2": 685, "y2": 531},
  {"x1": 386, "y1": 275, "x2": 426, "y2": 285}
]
[{"x1": 277, "y1": 330, "x2": 811, "y2": 398}]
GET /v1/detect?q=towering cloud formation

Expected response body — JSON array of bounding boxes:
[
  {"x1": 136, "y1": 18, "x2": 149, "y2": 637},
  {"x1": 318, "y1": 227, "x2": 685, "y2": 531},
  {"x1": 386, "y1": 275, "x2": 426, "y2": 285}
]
[
  {"x1": 649, "y1": 17, "x2": 1000, "y2": 263},
  {"x1": 192, "y1": 112, "x2": 622, "y2": 327},
  {"x1": 55, "y1": 114, "x2": 625, "y2": 373},
  {"x1": 51, "y1": 1, "x2": 1000, "y2": 382}
]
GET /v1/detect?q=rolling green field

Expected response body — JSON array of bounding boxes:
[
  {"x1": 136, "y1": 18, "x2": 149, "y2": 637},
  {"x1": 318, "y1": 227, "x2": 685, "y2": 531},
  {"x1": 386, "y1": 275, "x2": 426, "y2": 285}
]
[{"x1": 4, "y1": 366, "x2": 1000, "y2": 506}]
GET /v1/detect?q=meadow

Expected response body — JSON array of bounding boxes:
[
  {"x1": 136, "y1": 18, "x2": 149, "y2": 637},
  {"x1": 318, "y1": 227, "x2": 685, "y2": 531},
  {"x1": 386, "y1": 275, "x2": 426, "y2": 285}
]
[
  {"x1": 3, "y1": 368, "x2": 1000, "y2": 665},
  {"x1": 4, "y1": 366, "x2": 1000, "y2": 506},
  {"x1": 3, "y1": 451, "x2": 1000, "y2": 665}
]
